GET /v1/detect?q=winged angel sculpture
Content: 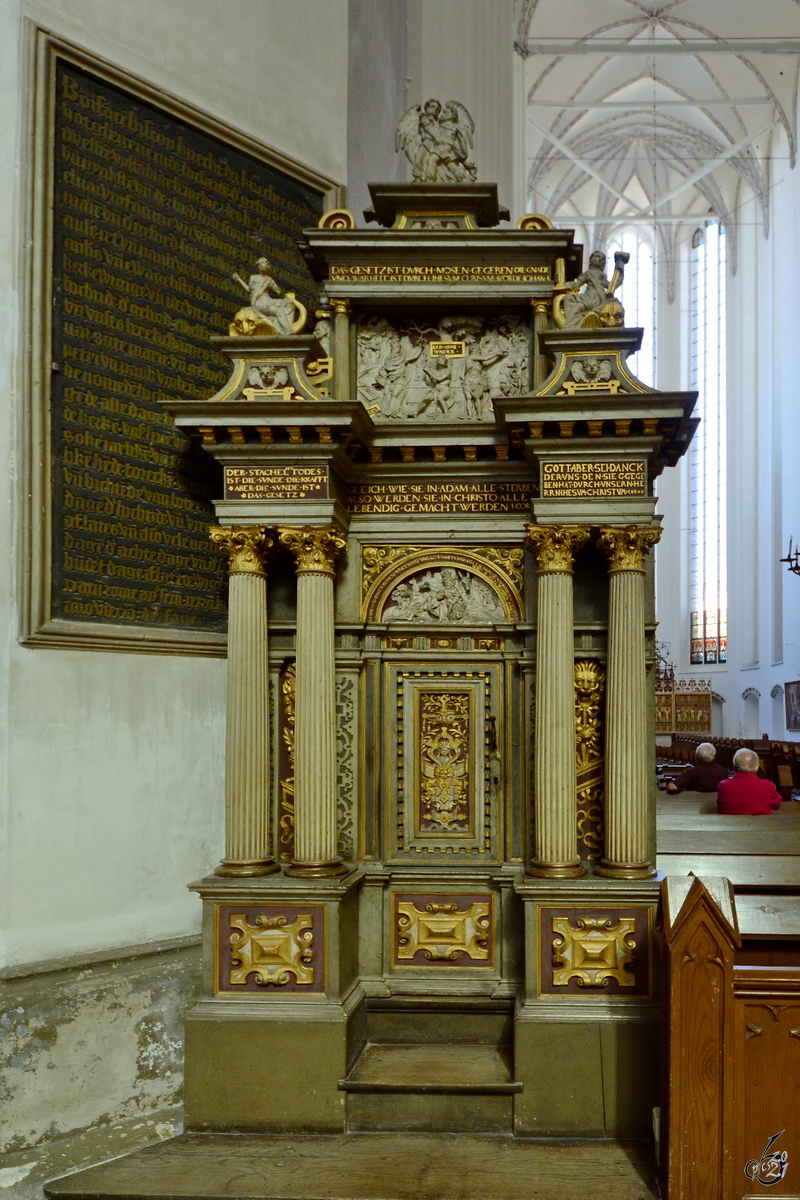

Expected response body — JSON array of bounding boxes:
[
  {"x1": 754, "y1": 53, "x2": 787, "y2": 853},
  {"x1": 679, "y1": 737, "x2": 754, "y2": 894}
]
[{"x1": 396, "y1": 99, "x2": 478, "y2": 182}]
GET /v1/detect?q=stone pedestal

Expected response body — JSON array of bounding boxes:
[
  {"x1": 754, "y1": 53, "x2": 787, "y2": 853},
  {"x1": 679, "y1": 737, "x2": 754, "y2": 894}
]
[
  {"x1": 209, "y1": 526, "x2": 279, "y2": 877},
  {"x1": 525, "y1": 525, "x2": 589, "y2": 878},
  {"x1": 596, "y1": 526, "x2": 661, "y2": 879},
  {"x1": 513, "y1": 875, "x2": 660, "y2": 1137},
  {"x1": 279, "y1": 525, "x2": 349, "y2": 877},
  {"x1": 184, "y1": 871, "x2": 363, "y2": 1132}
]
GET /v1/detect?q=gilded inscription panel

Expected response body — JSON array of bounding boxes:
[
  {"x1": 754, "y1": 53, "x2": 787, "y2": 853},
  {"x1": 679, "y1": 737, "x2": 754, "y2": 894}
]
[
  {"x1": 347, "y1": 481, "x2": 534, "y2": 514},
  {"x1": 225, "y1": 466, "x2": 328, "y2": 501},
  {"x1": 51, "y1": 63, "x2": 323, "y2": 632},
  {"x1": 331, "y1": 264, "x2": 549, "y2": 283},
  {"x1": 541, "y1": 461, "x2": 646, "y2": 498}
]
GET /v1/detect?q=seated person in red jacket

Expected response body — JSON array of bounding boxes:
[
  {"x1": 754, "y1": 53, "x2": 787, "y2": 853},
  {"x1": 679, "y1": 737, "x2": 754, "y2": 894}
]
[
  {"x1": 666, "y1": 742, "x2": 728, "y2": 793},
  {"x1": 717, "y1": 748, "x2": 782, "y2": 814}
]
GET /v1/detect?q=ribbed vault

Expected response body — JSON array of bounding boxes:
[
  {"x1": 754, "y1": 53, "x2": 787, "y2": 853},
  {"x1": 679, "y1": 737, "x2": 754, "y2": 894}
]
[{"x1": 516, "y1": 0, "x2": 800, "y2": 295}]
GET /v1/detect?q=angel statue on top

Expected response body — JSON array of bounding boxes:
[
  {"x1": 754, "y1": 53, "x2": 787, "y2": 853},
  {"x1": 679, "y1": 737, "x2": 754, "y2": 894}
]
[
  {"x1": 396, "y1": 99, "x2": 478, "y2": 183},
  {"x1": 229, "y1": 256, "x2": 307, "y2": 337}
]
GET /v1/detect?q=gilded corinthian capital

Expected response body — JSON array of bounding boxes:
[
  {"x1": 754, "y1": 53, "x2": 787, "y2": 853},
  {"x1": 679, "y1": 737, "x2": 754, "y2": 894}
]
[
  {"x1": 209, "y1": 525, "x2": 273, "y2": 575},
  {"x1": 279, "y1": 525, "x2": 348, "y2": 575},
  {"x1": 525, "y1": 524, "x2": 590, "y2": 572},
  {"x1": 597, "y1": 525, "x2": 661, "y2": 572}
]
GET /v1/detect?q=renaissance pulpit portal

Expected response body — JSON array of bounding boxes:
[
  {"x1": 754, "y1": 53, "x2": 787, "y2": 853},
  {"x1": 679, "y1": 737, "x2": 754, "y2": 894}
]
[{"x1": 162, "y1": 140, "x2": 696, "y2": 1136}]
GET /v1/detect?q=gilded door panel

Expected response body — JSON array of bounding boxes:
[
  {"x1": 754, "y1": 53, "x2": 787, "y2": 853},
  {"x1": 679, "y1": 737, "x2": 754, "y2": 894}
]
[{"x1": 385, "y1": 662, "x2": 503, "y2": 862}]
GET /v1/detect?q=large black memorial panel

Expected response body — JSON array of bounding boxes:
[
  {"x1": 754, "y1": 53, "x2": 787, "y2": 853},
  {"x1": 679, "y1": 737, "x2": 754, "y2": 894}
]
[{"x1": 51, "y1": 63, "x2": 323, "y2": 633}]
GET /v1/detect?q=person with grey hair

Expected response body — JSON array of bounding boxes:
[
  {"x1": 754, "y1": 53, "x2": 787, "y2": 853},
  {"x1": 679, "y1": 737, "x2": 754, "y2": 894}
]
[
  {"x1": 666, "y1": 742, "x2": 728, "y2": 794},
  {"x1": 717, "y1": 748, "x2": 782, "y2": 814}
]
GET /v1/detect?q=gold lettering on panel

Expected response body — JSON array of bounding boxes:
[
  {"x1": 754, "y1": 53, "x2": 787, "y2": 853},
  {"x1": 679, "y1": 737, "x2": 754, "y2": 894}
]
[
  {"x1": 330, "y1": 264, "x2": 550, "y2": 283},
  {"x1": 541, "y1": 461, "x2": 646, "y2": 498}
]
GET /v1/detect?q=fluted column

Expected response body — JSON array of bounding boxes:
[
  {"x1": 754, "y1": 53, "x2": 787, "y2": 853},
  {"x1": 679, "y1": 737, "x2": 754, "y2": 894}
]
[
  {"x1": 278, "y1": 525, "x2": 348, "y2": 876},
  {"x1": 209, "y1": 526, "x2": 278, "y2": 877},
  {"x1": 596, "y1": 526, "x2": 661, "y2": 879},
  {"x1": 331, "y1": 298, "x2": 351, "y2": 400},
  {"x1": 532, "y1": 299, "x2": 550, "y2": 390},
  {"x1": 526, "y1": 525, "x2": 590, "y2": 877}
]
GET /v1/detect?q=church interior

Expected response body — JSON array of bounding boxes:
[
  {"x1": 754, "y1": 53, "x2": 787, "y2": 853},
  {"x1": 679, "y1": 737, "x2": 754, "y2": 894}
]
[{"x1": 1, "y1": 2, "x2": 800, "y2": 1198}]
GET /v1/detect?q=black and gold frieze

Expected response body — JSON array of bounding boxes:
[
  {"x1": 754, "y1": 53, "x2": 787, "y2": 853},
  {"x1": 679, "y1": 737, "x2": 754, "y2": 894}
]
[
  {"x1": 51, "y1": 62, "x2": 323, "y2": 632},
  {"x1": 392, "y1": 892, "x2": 495, "y2": 969},
  {"x1": 214, "y1": 903, "x2": 326, "y2": 995}
]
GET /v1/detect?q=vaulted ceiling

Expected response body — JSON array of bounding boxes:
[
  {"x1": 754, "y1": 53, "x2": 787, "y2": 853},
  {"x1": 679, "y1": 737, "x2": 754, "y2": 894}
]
[{"x1": 516, "y1": 0, "x2": 800, "y2": 292}]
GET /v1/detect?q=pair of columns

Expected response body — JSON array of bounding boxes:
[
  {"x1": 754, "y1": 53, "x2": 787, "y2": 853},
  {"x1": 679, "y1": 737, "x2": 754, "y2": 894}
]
[
  {"x1": 208, "y1": 523, "x2": 348, "y2": 879},
  {"x1": 526, "y1": 523, "x2": 660, "y2": 880}
]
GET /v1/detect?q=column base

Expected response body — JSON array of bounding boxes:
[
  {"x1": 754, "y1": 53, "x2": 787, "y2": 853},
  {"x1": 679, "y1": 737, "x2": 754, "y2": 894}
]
[
  {"x1": 526, "y1": 860, "x2": 587, "y2": 880},
  {"x1": 214, "y1": 858, "x2": 280, "y2": 877},
  {"x1": 284, "y1": 858, "x2": 350, "y2": 878},
  {"x1": 594, "y1": 859, "x2": 656, "y2": 880}
]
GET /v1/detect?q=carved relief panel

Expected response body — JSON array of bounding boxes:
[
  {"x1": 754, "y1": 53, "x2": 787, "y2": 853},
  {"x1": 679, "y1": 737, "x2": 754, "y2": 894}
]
[
  {"x1": 357, "y1": 313, "x2": 530, "y2": 421},
  {"x1": 391, "y1": 892, "x2": 495, "y2": 969},
  {"x1": 537, "y1": 906, "x2": 652, "y2": 997},
  {"x1": 214, "y1": 903, "x2": 326, "y2": 995}
]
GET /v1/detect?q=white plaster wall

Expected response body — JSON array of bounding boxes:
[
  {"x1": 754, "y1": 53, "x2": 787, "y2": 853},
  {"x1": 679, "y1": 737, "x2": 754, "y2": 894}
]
[
  {"x1": 22, "y1": 0, "x2": 349, "y2": 184},
  {"x1": 0, "y1": 1, "x2": 349, "y2": 969}
]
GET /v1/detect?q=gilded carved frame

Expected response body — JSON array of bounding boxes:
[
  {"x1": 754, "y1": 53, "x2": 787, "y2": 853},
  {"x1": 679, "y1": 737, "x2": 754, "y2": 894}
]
[{"x1": 19, "y1": 28, "x2": 342, "y2": 655}]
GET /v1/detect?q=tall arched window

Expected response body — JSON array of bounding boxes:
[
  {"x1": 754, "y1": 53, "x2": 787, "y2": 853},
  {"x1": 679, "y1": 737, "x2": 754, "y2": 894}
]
[
  {"x1": 690, "y1": 222, "x2": 727, "y2": 664},
  {"x1": 606, "y1": 230, "x2": 656, "y2": 387}
]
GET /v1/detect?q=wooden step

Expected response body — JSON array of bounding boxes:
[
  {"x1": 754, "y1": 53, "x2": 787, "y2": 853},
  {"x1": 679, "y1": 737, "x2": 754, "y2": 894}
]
[
  {"x1": 340, "y1": 1044, "x2": 522, "y2": 1134},
  {"x1": 43, "y1": 1131, "x2": 660, "y2": 1199},
  {"x1": 340, "y1": 1043, "x2": 522, "y2": 1094}
]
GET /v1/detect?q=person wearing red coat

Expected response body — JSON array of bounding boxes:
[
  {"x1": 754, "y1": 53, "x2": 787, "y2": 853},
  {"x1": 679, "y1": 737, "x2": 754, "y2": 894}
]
[{"x1": 717, "y1": 748, "x2": 782, "y2": 815}]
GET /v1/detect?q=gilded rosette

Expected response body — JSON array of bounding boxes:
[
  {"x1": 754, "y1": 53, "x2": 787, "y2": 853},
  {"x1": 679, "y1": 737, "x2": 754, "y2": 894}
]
[
  {"x1": 209, "y1": 525, "x2": 273, "y2": 575},
  {"x1": 597, "y1": 525, "x2": 661, "y2": 572},
  {"x1": 278, "y1": 525, "x2": 348, "y2": 575},
  {"x1": 525, "y1": 524, "x2": 590, "y2": 573}
]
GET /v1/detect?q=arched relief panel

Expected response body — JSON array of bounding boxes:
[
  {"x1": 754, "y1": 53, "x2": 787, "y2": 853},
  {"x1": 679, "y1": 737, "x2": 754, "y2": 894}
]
[{"x1": 360, "y1": 545, "x2": 524, "y2": 624}]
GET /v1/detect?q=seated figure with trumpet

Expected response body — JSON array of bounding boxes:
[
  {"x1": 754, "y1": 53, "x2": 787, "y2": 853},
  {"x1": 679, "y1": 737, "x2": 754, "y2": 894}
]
[{"x1": 553, "y1": 249, "x2": 630, "y2": 330}]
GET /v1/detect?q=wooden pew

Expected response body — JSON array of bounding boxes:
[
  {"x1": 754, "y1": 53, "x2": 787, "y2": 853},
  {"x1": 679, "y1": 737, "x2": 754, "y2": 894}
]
[{"x1": 660, "y1": 876, "x2": 800, "y2": 1198}]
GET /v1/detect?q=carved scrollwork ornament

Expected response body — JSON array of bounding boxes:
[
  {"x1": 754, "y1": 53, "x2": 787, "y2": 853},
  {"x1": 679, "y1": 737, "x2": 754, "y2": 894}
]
[
  {"x1": 597, "y1": 525, "x2": 661, "y2": 572},
  {"x1": 279, "y1": 525, "x2": 348, "y2": 575},
  {"x1": 317, "y1": 208, "x2": 357, "y2": 230},
  {"x1": 209, "y1": 525, "x2": 273, "y2": 575},
  {"x1": 525, "y1": 524, "x2": 590, "y2": 573}
]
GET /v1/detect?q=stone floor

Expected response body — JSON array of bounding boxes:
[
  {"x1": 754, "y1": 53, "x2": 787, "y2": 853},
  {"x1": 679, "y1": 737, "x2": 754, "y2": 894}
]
[{"x1": 44, "y1": 1132, "x2": 659, "y2": 1199}]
